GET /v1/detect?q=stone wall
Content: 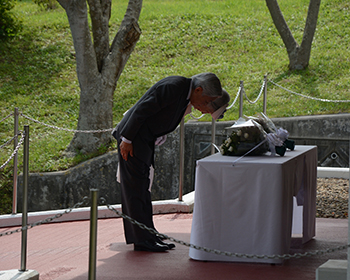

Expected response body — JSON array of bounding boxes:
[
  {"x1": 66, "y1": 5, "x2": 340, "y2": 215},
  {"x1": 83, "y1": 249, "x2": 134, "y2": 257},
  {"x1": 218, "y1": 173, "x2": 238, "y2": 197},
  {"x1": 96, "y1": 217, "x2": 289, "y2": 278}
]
[
  {"x1": 17, "y1": 151, "x2": 120, "y2": 212},
  {"x1": 272, "y1": 114, "x2": 350, "y2": 167},
  {"x1": 17, "y1": 113, "x2": 350, "y2": 212}
]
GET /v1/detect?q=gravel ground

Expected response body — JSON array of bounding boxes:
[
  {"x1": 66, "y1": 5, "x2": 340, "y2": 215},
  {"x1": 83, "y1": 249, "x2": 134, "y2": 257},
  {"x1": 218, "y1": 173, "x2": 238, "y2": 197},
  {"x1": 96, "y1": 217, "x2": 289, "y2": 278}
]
[{"x1": 317, "y1": 178, "x2": 349, "y2": 218}]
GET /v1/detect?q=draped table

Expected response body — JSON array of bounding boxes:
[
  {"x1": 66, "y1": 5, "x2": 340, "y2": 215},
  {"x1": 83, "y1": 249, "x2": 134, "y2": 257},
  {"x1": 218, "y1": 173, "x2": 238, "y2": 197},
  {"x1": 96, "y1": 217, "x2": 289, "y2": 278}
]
[{"x1": 189, "y1": 145, "x2": 317, "y2": 264}]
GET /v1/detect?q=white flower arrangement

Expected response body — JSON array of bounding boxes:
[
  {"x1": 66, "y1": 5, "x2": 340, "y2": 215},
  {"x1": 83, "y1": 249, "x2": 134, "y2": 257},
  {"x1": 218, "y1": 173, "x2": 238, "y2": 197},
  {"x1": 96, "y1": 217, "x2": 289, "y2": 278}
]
[
  {"x1": 220, "y1": 113, "x2": 295, "y2": 157},
  {"x1": 220, "y1": 121, "x2": 269, "y2": 156}
]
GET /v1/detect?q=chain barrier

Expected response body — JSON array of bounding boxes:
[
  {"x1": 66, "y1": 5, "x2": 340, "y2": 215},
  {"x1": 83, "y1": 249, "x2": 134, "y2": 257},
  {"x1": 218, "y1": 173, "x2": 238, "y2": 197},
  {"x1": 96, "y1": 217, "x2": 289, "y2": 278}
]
[
  {"x1": 0, "y1": 134, "x2": 17, "y2": 149},
  {"x1": 20, "y1": 112, "x2": 113, "y2": 133},
  {"x1": 268, "y1": 80, "x2": 350, "y2": 103},
  {"x1": 0, "y1": 131, "x2": 25, "y2": 171},
  {"x1": 0, "y1": 112, "x2": 13, "y2": 124},
  {"x1": 189, "y1": 112, "x2": 205, "y2": 120},
  {"x1": 0, "y1": 197, "x2": 89, "y2": 237},
  {"x1": 0, "y1": 194, "x2": 348, "y2": 260},
  {"x1": 243, "y1": 80, "x2": 266, "y2": 105},
  {"x1": 101, "y1": 198, "x2": 350, "y2": 261},
  {"x1": 226, "y1": 86, "x2": 241, "y2": 110}
]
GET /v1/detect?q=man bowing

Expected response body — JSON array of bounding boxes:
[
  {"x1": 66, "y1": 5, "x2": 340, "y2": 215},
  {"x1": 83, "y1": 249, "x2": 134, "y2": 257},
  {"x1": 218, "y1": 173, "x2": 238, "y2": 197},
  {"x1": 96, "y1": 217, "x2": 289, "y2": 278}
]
[{"x1": 112, "y1": 72, "x2": 229, "y2": 252}]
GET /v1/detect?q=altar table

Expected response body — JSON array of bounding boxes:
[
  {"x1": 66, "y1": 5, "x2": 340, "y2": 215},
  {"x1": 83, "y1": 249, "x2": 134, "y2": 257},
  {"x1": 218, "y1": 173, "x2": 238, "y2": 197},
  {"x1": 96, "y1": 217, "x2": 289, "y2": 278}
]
[{"x1": 189, "y1": 145, "x2": 317, "y2": 264}]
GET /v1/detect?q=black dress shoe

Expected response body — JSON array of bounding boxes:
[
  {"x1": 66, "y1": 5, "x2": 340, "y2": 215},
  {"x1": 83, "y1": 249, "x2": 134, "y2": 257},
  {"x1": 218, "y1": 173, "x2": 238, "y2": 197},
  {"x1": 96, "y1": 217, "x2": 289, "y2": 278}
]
[
  {"x1": 134, "y1": 239, "x2": 169, "y2": 252},
  {"x1": 156, "y1": 238, "x2": 176, "y2": 249}
]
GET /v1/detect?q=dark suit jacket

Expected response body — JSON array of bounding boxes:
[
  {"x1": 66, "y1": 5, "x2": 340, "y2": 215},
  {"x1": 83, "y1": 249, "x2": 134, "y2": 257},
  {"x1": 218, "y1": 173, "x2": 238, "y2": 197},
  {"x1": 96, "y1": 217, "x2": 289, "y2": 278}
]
[{"x1": 112, "y1": 76, "x2": 192, "y2": 166}]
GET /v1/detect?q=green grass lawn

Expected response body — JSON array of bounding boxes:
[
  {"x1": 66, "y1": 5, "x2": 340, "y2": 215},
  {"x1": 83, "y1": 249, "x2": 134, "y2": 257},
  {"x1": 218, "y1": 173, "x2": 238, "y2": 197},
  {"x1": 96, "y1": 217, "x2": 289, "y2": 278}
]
[{"x1": 0, "y1": 0, "x2": 350, "y2": 213}]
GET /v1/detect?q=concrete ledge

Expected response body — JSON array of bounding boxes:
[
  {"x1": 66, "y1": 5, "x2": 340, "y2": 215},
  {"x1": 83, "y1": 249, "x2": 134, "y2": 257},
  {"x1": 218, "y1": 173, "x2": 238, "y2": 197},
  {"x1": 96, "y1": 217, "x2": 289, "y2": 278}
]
[
  {"x1": 317, "y1": 167, "x2": 349, "y2": 179},
  {"x1": 153, "y1": 191, "x2": 195, "y2": 214},
  {"x1": 0, "y1": 191, "x2": 194, "y2": 228},
  {"x1": 316, "y1": 259, "x2": 347, "y2": 280},
  {"x1": 0, "y1": 269, "x2": 39, "y2": 280}
]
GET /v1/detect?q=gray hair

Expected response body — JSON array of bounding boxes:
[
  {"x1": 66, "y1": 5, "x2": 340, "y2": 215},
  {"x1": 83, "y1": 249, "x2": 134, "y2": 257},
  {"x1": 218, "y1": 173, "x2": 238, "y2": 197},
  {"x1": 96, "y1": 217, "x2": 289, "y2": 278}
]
[
  {"x1": 191, "y1": 72, "x2": 222, "y2": 97},
  {"x1": 210, "y1": 89, "x2": 230, "y2": 111}
]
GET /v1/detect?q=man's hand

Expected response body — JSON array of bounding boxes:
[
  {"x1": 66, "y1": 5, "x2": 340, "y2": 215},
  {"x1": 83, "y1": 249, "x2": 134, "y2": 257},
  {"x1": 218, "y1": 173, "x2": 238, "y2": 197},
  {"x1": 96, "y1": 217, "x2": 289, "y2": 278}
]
[
  {"x1": 155, "y1": 135, "x2": 167, "y2": 146},
  {"x1": 120, "y1": 141, "x2": 133, "y2": 161}
]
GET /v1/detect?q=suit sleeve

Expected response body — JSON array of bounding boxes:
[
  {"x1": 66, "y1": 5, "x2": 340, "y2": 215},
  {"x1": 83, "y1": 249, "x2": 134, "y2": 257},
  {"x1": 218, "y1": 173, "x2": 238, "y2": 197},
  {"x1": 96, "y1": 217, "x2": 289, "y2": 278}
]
[{"x1": 120, "y1": 83, "x2": 184, "y2": 141}]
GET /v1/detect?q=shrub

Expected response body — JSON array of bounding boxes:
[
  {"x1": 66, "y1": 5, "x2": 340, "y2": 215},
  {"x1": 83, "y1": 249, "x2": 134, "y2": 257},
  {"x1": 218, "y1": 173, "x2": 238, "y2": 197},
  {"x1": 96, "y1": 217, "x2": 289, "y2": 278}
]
[
  {"x1": 0, "y1": 0, "x2": 22, "y2": 40},
  {"x1": 33, "y1": 0, "x2": 59, "y2": 10}
]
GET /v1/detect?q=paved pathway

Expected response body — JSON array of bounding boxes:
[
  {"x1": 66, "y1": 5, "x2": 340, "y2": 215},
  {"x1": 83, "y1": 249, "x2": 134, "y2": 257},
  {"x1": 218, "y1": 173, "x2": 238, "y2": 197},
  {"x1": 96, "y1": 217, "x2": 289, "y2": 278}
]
[{"x1": 0, "y1": 214, "x2": 348, "y2": 280}]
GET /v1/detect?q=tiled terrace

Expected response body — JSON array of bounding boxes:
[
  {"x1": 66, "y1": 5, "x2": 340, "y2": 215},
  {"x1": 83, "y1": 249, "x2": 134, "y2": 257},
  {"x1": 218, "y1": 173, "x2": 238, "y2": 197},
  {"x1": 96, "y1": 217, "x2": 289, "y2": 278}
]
[{"x1": 0, "y1": 212, "x2": 348, "y2": 280}]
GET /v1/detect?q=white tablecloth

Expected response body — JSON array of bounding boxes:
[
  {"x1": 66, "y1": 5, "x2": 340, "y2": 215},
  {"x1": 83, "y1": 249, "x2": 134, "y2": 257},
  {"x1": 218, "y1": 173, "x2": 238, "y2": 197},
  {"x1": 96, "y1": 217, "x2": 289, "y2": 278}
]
[{"x1": 189, "y1": 145, "x2": 317, "y2": 263}]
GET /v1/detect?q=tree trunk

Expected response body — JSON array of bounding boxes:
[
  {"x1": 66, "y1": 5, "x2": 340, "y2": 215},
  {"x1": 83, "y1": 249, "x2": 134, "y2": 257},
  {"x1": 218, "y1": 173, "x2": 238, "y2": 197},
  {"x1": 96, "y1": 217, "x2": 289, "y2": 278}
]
[
  {"x1": 265, "y1": 0, "x2": 321, "y2": 70},
  {"x1": 57, "y1": 0, "x2": 142, "y2": 155}
]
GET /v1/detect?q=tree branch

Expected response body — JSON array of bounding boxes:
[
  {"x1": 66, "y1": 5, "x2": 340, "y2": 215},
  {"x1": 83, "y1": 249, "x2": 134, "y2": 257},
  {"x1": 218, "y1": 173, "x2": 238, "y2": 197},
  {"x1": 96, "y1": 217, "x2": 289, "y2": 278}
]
[
  {"x1": 102, "y1": 0, "x2": 142, "y2": 83},
  {"x1": 265, "y1": 0, "x2": 298, "y2": 53},
  {"x1": 300, "y1": 0, "x2": 321, "y2": 54},
  {"x1": 57, "y1": 0, "x2": 99, "y2": 85},
  {"x1": 87, "y1": 0, "x2": 111, "y2": 71}
]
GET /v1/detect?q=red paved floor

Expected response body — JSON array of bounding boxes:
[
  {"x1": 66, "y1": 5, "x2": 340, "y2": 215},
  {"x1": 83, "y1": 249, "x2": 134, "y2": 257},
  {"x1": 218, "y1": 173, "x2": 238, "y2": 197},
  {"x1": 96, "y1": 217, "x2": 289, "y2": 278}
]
[{"x1": 0, "y1": 214, "x2": 348, "y2": 280}]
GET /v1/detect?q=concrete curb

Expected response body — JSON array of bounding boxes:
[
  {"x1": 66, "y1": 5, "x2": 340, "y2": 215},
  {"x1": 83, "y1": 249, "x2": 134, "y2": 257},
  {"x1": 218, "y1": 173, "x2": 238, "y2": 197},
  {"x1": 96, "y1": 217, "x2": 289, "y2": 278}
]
[
  {"x1": 0, "y1": 269, "x2": 39, "y2": 280},
  {"x1": 317, "y1": 167, "x2": 349, "y2": 179},
  {"x1": 0, "y1": 191, "x2": 194, "y2": 228}
]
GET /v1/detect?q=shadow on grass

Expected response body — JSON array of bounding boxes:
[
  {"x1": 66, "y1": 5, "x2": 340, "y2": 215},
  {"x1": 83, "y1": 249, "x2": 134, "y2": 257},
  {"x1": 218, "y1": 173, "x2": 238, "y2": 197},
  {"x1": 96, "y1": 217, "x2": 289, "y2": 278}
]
[{"x1": 0, "y1": 26, "x2": 75, "y2": 102}]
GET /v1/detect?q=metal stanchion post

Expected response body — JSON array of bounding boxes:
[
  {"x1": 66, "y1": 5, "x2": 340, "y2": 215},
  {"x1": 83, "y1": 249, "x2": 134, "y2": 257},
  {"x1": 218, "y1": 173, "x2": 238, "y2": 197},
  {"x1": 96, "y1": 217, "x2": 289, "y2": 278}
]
[
  {"x1": 12, "y1": 107, "x2": 19, "y2": 214},
  {"x1": 211, "y1": 118, "x2": 216, "y2": 154},
  {"x1": 178, "y1": 118, "x2": 184, "y2": 201},
  {"x1": 89, "y1": 189, "x2": 98, "y2": 280},
  {"x1": 239, "y1": 81, "x2": 244, "y2": 118},
  {"x1": 347, "y1": 138, "x2": 350, "y2": 280},
  {"x1": 263, "y1": 75, "x2": 267, "y2": 115},
  {"x1": 20, "y1": 125, "x2": 29, "y2": 272}
]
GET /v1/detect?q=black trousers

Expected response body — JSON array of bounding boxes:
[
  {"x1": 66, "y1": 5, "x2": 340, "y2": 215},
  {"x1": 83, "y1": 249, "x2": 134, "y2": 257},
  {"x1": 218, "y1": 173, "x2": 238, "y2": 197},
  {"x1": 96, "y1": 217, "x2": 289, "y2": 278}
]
[{"x1": 118, "y1": 152, "x2": 157, "y2": 244}]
